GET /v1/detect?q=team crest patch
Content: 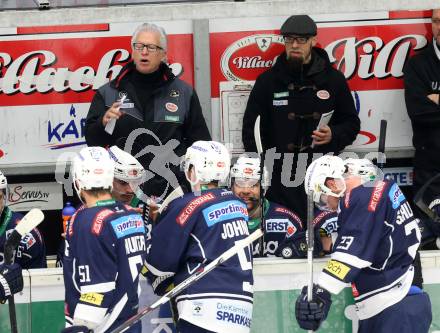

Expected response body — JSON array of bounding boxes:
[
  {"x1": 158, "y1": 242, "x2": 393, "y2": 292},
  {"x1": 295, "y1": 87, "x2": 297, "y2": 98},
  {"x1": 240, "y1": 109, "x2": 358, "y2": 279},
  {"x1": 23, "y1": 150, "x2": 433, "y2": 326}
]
[
  {"x1": 22, "y1": 234, "x2": 36, "y2": 249},
  {"x1": 317, "y1": 90, "x2": 330, "y2": 100},
  {"x1": 165, "y1": 102, "x2": 178, "y2": 112}
]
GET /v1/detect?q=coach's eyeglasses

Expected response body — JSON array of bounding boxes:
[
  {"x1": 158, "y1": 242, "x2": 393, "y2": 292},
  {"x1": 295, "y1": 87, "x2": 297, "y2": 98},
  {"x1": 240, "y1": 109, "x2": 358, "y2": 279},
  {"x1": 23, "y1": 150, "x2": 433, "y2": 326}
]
[
  {"x1": 132, "y1": 43, "x2": 163, "y2": 53},
  {"x1": 283, "y1": 35, "x2": 310, "y2": 45}
]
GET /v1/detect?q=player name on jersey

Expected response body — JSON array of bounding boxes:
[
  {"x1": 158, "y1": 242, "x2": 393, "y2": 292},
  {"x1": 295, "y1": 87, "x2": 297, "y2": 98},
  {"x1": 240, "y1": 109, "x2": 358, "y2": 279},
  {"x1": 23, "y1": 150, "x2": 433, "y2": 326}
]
[
  {"x1": 124, "y1": 235, "x2": 146, "y2": 255},
  {"x1": 221, "y1": 220, "x2": 249, "y2": 240}
]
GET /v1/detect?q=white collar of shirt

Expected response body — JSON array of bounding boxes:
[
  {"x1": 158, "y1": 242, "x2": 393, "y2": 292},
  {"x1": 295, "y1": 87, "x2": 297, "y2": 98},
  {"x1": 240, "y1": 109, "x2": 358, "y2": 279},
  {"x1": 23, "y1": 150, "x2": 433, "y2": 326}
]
[{"x1": 434, "y1": 38, "x2": 440, "y2": 61}]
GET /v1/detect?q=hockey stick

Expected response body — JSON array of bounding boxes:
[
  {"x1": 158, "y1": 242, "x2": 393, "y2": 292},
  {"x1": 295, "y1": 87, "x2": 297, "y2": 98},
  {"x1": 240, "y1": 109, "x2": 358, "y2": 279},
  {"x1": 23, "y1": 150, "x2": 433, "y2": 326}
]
[
  {"x1": 306, "y1": 193, "x2": 315, "y2": 333},
  {"x1": 4, "y1": 208, "x2": 45, "y2": 333},
  {"x1": 157, "y1": 186, "x2": 184, "y2": 215},
  {"x1": 110, "y1": 228, "x2": 263, "y2": 333},
  {"x1": 377, "y1": 119, "x2": 387, "y2": 171},
  {"x1": 254, "y1": 115, "x2": 266, "y2": 257}
]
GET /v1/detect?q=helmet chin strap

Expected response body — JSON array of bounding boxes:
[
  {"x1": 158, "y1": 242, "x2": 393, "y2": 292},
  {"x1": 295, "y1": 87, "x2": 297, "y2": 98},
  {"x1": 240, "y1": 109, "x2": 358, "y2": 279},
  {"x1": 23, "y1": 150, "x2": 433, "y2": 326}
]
[
  {"x1": 73, "y1": 180, "x2": 86, "y2": 205},
  {"x1": 186, "y1": 168, "x2": 200, "y2": 192}
]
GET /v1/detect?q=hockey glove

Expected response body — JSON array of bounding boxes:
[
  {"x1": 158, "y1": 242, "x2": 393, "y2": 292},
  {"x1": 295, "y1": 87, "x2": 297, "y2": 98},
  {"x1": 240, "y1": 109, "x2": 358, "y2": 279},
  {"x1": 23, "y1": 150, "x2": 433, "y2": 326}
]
[
  {"x1": 429, "y1": 200, "x2": 440, "y2": 222},
  {"x1": 295, "y1": 284, "x2": 332, "y2": 331},
  {"x1": 0, "y1": 263, "x2": 23, "y2": 302},
  {"x1": 61, "y1": 326, "x2": 92, "y2": 333},
  {"x1": 276, "y1": 229, "x2": 323, "y2": 259},
  {"x1": 141, "y1": 265, "x2": 175, "y2": 296}
]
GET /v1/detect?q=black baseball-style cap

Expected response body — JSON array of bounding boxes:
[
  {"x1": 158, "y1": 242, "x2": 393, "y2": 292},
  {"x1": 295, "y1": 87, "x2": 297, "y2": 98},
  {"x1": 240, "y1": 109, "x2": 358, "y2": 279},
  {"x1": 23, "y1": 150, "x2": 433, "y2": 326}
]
[{"x1": 280, "y1": 15, "x2": 317, "y2": 36}]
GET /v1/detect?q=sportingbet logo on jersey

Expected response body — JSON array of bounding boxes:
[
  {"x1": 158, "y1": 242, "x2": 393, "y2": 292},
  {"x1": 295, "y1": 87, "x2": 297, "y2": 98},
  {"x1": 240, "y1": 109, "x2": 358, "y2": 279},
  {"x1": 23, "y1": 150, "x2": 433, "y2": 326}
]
[
  {"x1": 203, "y1": 200, "x2": 248, "y2": 226},
  {"x1": 111, "y1": 215, "x2": 144, "y2": 238},
  {"x1": 388, "y1": 183, "x2": 405, "y2": 209}
]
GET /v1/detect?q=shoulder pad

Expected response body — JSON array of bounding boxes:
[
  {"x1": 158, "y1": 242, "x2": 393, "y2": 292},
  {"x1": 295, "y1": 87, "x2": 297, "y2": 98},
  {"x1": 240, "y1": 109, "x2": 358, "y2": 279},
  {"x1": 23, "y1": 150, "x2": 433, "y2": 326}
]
[
  {"x1": 273, "y1": 205, "x2": 303, "y2": 229},
  {"x1": 313, "y1": 210, "x2": 335, "y2": 226},
  {"x1": 91, "y1": 209, "x2": 114, "y2": 236}
]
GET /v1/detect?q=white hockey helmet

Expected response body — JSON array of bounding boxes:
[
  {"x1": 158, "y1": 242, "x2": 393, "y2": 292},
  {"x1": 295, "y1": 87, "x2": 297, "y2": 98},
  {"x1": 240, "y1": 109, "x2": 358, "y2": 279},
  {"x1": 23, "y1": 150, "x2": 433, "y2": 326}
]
[
  {"x1": 305, "y1": 155, "x2": 347, "y2": 205},
  {"x1": 182, "y1": 141, "x2": 231, "y2": 185},
  {"x1": 72, "y1": 147, "x2": 115, "y2": 197},
  {"x1": 344, "y1": 158, "x2": 378, "y2": 184},
  {"x1": 108, "y1": 146, "x2": 145, "y2": 184},
  {"x1": 230, "y1": 156, "x2": 268, "y2": 188}
]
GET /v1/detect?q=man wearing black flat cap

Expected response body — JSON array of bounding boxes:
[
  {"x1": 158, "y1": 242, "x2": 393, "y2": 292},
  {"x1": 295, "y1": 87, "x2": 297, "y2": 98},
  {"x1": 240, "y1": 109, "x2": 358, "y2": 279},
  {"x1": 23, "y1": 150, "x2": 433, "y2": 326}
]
[{"x1": 242, "y1": 14, "x2": 360, "y2": 222}]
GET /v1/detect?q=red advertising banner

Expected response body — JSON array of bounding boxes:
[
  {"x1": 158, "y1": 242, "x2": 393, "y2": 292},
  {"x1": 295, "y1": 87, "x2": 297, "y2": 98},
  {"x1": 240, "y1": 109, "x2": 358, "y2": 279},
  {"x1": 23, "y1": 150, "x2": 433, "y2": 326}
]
[
  {"x1": 0, "y1": 25, "x2": 194, "y2": 107},
  {"x1": 210, "y1": 17, "x2": 432, "y2": 97}
]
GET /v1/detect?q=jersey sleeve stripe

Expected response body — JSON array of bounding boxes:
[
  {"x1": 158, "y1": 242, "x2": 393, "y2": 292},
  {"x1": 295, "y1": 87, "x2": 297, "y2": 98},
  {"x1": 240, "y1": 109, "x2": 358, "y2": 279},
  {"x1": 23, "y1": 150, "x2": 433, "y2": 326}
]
[
  {"x1": 80, "y1": 281, "x2": 115, "y2": 293},
  {"x1": 94, "y1": 293, "x2": 129, "y2": 332},
  {"x1": 144, "y1": 261, "x2": 176, "y2": 277},
  {"x1": 331, "y1": 252, "x2": 372, "y2": 269},
  {"x1": 73, "y1": 303, "x2": 107, "y2": 327},
  {"x1": 318, "y1": 271, "x2": 348, "y2": 294}
]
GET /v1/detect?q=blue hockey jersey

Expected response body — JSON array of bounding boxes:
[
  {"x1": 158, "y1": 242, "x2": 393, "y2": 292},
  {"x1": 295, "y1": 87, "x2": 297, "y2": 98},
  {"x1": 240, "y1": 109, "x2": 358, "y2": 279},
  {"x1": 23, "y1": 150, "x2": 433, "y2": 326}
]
[
  {"x1": 0, "y1": 207, "x2": 46, "y2": 269},
  {"x1": 63, "y1": 200, "x2": 146, "y2": 332},
  {"x1": 145, "y1": 188, "x2": 253, "y2": 333},
  {"x1": 313, "y1": 210, "x2": 338, "y2": 237},
  {"x1": 249, "y1": 200, "x2": 303, "y2": 257},
  {"x1": 318, "y1": 180, "x2": 421, "y2": 319}
]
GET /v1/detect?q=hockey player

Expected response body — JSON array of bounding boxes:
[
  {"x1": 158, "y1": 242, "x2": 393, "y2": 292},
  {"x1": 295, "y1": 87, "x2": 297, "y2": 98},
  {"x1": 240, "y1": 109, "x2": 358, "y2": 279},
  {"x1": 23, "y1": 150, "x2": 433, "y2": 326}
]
[
  {"x1": 295, "y1": 155, "x2": 432, "y2": 333},
  {"x1": 276, "y1": 158, "x2": 378, "y2": 259},
  {"x1": 229, "y1": 156, "x2": 303, "y2": 257},
  {"x1": 0, "y1": 263, "x2": 23, "y2": 302},
  {"x1": 63, "y1": 147, "x2": 146, "y2": 332},
  {"x1": 108, "y1": 146, "x2": 145, "y2": 207},
  {"x1": 0, "y1": 170, "x2": 46, "y2": 269},
  {"x1": 144, "y1": 141, "x2": 253, "y2": 333}
]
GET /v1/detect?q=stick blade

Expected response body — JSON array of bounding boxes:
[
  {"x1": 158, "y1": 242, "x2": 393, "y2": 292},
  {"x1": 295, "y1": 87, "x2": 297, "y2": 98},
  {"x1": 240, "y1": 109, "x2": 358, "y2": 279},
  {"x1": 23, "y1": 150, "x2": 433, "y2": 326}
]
[
  {"x1": 158, "y1": 186, "x2": 184, "y2": 214},
  {"x1": 254, "y1": 115, "x2": 263, "y2": 155},
  {"x1": 15, "y1": 208, "x2": 45, "y2": 236}
]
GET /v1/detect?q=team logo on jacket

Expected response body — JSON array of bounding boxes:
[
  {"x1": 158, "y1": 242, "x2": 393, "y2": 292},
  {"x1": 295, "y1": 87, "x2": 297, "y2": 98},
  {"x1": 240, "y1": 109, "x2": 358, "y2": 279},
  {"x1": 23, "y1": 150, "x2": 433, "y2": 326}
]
[
  {"x1": 165, "y1": 102, "x2": 178, "y2": 112},
  {"x1": 220, "y1": 34, "x2": 285, "y2": 81},
  {"x1": 192, "y1": 302, "x2": 203, "y2": 316},
  {"x1": 316, "y1": 90, "x2": 330, "y2": 99}
]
